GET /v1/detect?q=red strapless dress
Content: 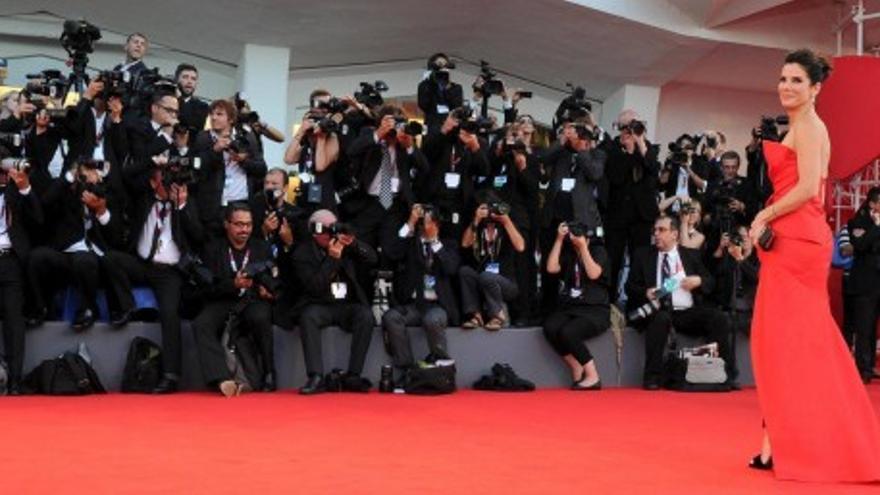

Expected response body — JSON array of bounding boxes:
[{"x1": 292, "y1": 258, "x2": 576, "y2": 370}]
[{"x1": 751, "y1": 141, "x2": 880, "y2": 482}]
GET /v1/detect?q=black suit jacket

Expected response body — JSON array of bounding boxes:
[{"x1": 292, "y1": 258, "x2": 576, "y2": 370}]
[
  {"x1": 847, "y1": 212, "x2": 880, "y2": 295},
  {"x1": 123, "y1": 182, "x2": 205, "y2": 258},
  {"x1": 417, "y1": 78, "x2": 463, "y2": 136},
  {"x1": 192, "y1": 129, "x2": 267, "y2": 235},
  {"x1": 347, "y1": 127, "x2": 429, "y2": 208},
  {"x1": 540, "y1": 143, "x2": 605, "y2": 231},
  {"x1": 125, "y1": 117, "x2": 174, "y2": 177},
  {"x1": 625, "y1": 245, "x2": 714, "y2": 313},
  {"x1": 291, "y1": 237, "x2": 378, "y2": 306},
  {"x1": 201, "y1": 237, "x2": 274, "y2": 302},
  {"x1": 1, "y1": 186, "x2": 44, "y2": 258},
  {"x1": 602, "y1": 138, "x2": 660, "y2": 227},
  {"x1": 420, "y1": 131, "x2": 490, "y2": 216},
  {"x1": 41, "y1": 175, "x2": 124, "y2": 252},
  {"x1": 385, "y1": 233, "x2": 461, "y2": 325}
]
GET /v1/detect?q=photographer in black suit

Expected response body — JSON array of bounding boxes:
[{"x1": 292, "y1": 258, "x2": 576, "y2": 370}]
[
  {"x1": 193, "y1": 203, "x2": 278, "y2": 395},
  {"x1": 625, "y1": 215, "x2": 735, "y2": 389},
  {"x1": 539, "y1": 116, "x2": 605, "y2": 314},
  {"x1": 420, "y1": 109, "x2": 491, "y2": 242},
  {"x1": 0, "y1": 163, "x2": 43, "y2": 394},
  {"x1": 192, "y1": 99, "x2": 266, "y2": 237},
  {"x1": 113, "y1": 33, "x2": 148, "y2": 81},
  {"x1": 602, "y1": 110, "x2": 661, "y2": 301},
  {"x1": 703, "y1": 151, "x2": 758, "y2": 255},
  {"x1": 102, "y1": 164, "x2": 205, "y2": 393},
  {"x1": 176, "y1": 64, "x2": 210, "y2": 136},
  {"x1": 708, "y1": 224, "x2": 759, "y2": 338},
  {"x1": 382, "y1": 204, "x2": 459, "y2": 377},
  {"x1": 283, "y1": 90, "x2": 341, "y2": 213},
  {"x1": 292, "y1": 209, "x2": 377, "y2": 395},
  {"x1": 417, "y1": 53, "x2": 463, "y2": 136},
  {"x1": 846, "y1": 187, "x2": 880, "y2": 383},
  {"x1": 125, "y1": 92, "x2": 179, "y2": 183},
  {"x1": 26, "y1": 160, "x2": 124, "y2": 330},
  {"x1": 22, "y1": 106, "x2": 75, "y2": 196},
  {"x1": 347, "y1": 104, "x2": 428, "y2": 255}
]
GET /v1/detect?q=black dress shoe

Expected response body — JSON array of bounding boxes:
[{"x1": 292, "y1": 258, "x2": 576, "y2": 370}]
[
  {"x1": 25, "y1": 307, "x2": 49, "y2": 328},
  {"x1": 749, "y1": 454, "x2": 773, "y2": 470},
  {"x1": 7, "y1": 382, "x2": 21, "y2": 396},
  {"x1": 72, "y1": 308, "x2": 97, "y2": 332},
  {"x1": 261, "y1": 372, "x2": 277, "y2": 392},
  {"x1": 110, "y1": 308, "x2": 135, "y2": 328},
  {"x1": 299, "y1": 374, "x2": 326, "y2": 395},
  {"x1": 152, "y1": 377, "x2": 178, "y2": 394},
  {"x1": 643, "y1": 381, "x2": 661, "y2": 391}
]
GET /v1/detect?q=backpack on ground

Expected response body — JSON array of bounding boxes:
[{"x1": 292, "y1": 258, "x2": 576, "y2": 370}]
[
  {"x1": 121, "y1": 336, "x2": 163, "y2": 393},
  {"x1": 404, "y1": 363, "x2": 457, "y2": 395},
  {"x1": 23, "y1": 350, "x2": 105, "y2": 395}
]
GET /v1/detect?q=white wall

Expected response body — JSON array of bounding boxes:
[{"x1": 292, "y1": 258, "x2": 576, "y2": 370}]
[{"x1": 656, "y1": 82, "x2": 780, "y2": 167}]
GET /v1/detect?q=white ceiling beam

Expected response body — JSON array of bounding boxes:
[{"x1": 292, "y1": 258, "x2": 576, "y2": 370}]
[{"x1": 705, "y1": 0, "x2": 796, "y2": 28}]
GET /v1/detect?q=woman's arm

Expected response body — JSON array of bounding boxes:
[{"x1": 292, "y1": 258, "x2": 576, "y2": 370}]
[{"x1": 761, "y1": 123, "x2": 826, "y2": 221}]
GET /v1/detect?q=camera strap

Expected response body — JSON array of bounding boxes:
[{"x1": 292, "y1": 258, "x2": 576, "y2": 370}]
[{"x1": 145, "y1": 201, "x2": 170, "y2": 262}]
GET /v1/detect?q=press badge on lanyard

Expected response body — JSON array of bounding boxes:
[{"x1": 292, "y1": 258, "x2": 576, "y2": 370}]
[
  {"x1": 331, "y1": 282, "x2": 348, "y2": 300},
  {"x1": 423, "y1": 275, "x2": 438, "y2": 300},
  {"x1": 484, "y1": 262, "x2": 500, "y2": 275}
]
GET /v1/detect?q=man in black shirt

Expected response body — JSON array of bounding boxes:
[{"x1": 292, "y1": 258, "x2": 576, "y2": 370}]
[
  {"x1": 192, "y1": 203, "x2": 278, "y2": 395},
  {"x1": 175, "y1": 63, "x2": 210, "y2": 136},
  {"x1": 292, "y1": 209, "x2": 377, "y2": 395},
  {"x1": 417, "y1": 53, "x2": 463, "y2": 136}
]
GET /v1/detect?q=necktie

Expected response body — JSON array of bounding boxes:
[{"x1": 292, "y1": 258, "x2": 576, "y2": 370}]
[
  {"x1": 660, "y1": 253, "x2": 672, "y2": 310},
  {"x1": 378, "y1": 145, "x2": 394, "y2": 210},
  {"x1": 146, "y1": 202, "x2": 169, "y2": 262}
]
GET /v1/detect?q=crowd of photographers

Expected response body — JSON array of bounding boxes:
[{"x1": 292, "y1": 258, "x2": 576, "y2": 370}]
[{"x1": 0, "y1": 25, "x2": 875, "y2": 396}]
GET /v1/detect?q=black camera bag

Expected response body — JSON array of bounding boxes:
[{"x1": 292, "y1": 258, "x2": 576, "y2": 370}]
[
  {"x1": 121, "y1": 337, "x2": 163, "y2": 393},
  {"x1": 404, "y1": 364, "x2": 456, "y2": 395},
  {"x1": 23, "y1": 352, "x2": 105, "y2": 395}
]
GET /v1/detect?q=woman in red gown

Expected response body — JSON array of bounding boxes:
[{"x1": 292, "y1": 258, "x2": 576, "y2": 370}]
[{"x1": 748, "y1": 49, "x2": 880, "y2": 482}]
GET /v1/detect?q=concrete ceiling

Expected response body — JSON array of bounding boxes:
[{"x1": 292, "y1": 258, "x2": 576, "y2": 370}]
[{"x1": 0, "y1": 0, "x2": 876, "y2": 100}]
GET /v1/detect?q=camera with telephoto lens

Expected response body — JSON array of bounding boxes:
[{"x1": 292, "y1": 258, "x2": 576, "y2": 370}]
[
  {"x1": 477, "y1": 60, "x2": 504, "y2": 96},
  {"x1": 0, "y1": 133, "x2": 22, "y2": 150},
  {"x1": 242, "y1": 260, "x2": 282, "y2": 297},
  {"x1": 567, "y1": 222, "x2": 590, "y2": 238},
  {"x1": 75, "y1": 170, "x2": 107, "y2": 199},
  {"x1": 628, "y1": 278, "x2": 679, "y2": 322},
  {"x1": 0, "y1": 158, "x2": 30, "y2": 173},
  {"x1": 572, "y1": 123, "x2": 600, "y2": 142},
  {"x1": 503, "y1": 138, "x2": 528, "y2": 160},
  {"x1": 177, "y1": 253, "x2": 214, "y2": 288},
  {"x1": 24, "y1": 70, "x2": 68, "y2": 100},
  {"x1": 162, "y1": 156, "x2": 200, "y2": 187},
  {"x1": 390, "y1": 116, "x2": 424, "y2": 138},
  {"x1": 754, "y1": 115, "x2": 788, "y2": 142},
  {"x1": 232, "y1": 92, "x2": 262, "y2": 128},
  {"x1": 354, "y1": 81, "x2": 389, "y2": 108},
  {"x1": 227, "y1": 126, "x2": 252, "y2": 155},
  {"x1": 667, "y1": 142, "x2": 689, "y2": 164}
]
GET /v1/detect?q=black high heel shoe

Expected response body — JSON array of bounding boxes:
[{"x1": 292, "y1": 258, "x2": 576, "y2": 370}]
[{"x1": 748, "y1": 454, "x2": 773, "y2": 470}]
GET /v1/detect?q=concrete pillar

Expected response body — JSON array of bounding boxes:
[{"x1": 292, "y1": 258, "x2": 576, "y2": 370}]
[
  {"x1": 598, "y1": 84, "x2": 660, "y2": 142},
  {"x1": 236, "y1": 44, "x2": 290, "y2": 168}
]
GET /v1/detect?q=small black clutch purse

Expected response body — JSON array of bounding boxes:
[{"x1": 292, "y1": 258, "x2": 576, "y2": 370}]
[{"x1": 757, "y1": 226, "x2": 775, "y2": 250}]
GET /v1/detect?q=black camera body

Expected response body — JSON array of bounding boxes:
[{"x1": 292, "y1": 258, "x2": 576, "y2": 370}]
[
  {"x1": 572, "y1": 123, "x2": 600, "y2": 142},
  {"x1": 755, "y1": 115, "x2": 789, "y2": 142},
  {"x1": 554, "y1": 83, "x2": 593, "y2": 129},
  {"x1": 177, "y1": 253, "x2": 214, "y2": 288},
  {"x1": 478, "y1": 60, "x2": 504, "y2": 96},
  {"x1": 243, "y1": 260, "x2": 282, "y2": 297},
  {"x1": 354, "y1": 81, "x2": 389, "y2": 108},
  {"x1": 228, "y1": 128, "x2": 252, "y2": 155},
  {"x1": 389, "y1": 116, "x2": 424, "y2": 138},
  {"x1": 76, "y1": 176, "x2": 107, "y2": 199},
  {"x1": 488, "y1": 201, "x2": 511, "y2": 216},
  {"x1": 60, "y1": 19, "x2": 101, "y2": 55},
  {"x1": 310, "y1": 221, "x2": 354, "y2": 237},
  {"x1": 97, "y1": 70, "x2": 128, "y2": 98},
  {"x1": 162, "y1": 156, "x2": 200, "y2": 188},
  {"x1": 667, "y1": 142, "x2": 690, "y2": 164},
  {"x1": 24, "y1": 70, "x2": 67, "y2": 100}
]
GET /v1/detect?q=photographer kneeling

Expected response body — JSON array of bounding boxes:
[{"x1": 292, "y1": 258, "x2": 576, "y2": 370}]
[
  {"x1": 382, "y1": 204, "x2": 459, "y2": 382},
  {"x1": 459, "y1": 193, "x2": 525, "y2": 330},
  {"x1": 103, "y1": 163, "x2": 205, "y2": 394},
  {"x1": 625, "y1": 215, "x2": 736, "y2": 390},
  {"x1": 192, "y1": 204, "x2": 278, "y2": 396},
  {"x1": 292, "y1": 209, "x2": 378, "y2": 395},
  {"x1": 543, "y1": 222, "x2": 610, "y2": 390}
]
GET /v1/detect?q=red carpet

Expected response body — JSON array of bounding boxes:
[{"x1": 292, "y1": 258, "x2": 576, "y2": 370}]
[{"x1": 2, "y1": 387, "x2": 879, "y2": 494}]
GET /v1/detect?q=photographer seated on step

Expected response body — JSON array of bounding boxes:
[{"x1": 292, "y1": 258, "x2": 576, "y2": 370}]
[
  {"x1": 543, "y1": 221, "x2": 611, "y2": 391},
  {"x1": 382, "y1": 203, "x2": 460, "y2": 385},
  {"x1": 625, "y1": 215, "x2": 736, "y2": 390},
  {"x1": 458, "y1": 191, "x2": 525, "y2": 331}
]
